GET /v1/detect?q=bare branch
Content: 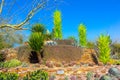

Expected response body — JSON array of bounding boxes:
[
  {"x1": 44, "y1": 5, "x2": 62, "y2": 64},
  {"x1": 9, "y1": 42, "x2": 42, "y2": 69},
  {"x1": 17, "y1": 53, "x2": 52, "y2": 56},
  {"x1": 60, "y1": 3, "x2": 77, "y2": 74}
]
[
  {"x1": 0, "y1": 0, "x2": 4, "y2": 14},
  {"x1": 0, "y1": 0, "x2": 47, "y2": 30}
]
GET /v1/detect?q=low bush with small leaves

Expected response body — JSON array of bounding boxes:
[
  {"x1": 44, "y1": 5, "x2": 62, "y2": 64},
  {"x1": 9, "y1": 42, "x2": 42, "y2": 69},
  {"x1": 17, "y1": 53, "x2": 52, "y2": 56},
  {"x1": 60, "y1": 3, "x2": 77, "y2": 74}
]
[
  {"x1": 0, "y1": 59, "x2": 21, "y2": 68},
  {"x1": 0, "y1": 72, "x2": 18, "y2": 80},
  {"x1": 23, "y1": 70, "x2": 48, "y2": 80}
]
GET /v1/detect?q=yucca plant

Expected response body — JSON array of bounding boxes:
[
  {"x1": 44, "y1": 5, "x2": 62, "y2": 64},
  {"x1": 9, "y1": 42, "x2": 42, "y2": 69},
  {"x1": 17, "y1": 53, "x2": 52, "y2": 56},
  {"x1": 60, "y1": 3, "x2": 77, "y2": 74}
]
[
  {"x1": 97, "y1": 34, "x2": 111, "y2": 64},
  {"x1": 28, "y1": 32, "x2": 44, "y2": 62},
  {"x1": 31, "y1": 24, "x2": 46, "y2": 34},
  {"x1": 28, "y1": 32, "x2": 44, "y2": 51}
]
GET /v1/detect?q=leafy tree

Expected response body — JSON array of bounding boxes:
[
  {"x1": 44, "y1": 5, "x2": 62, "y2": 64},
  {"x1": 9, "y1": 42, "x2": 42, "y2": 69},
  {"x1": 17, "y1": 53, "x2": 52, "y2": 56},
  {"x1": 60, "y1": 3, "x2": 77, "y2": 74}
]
[
  {"x1": 0, "y1": 28, "x2": 23, "y2": 47},
  {"x1": 97, "y1": 34, "x2": 111, "y2": 64},
  {"x1": 0, "y1": 35, "x2": 11, "y2": 50},
  {"x1": 0, "y1": 0, "x2": 58, "y2": 30},
  {"x1": 53, "y1": 10, "x2": 62, "y2": 39},
  {"x1": 78, "y1": 24, "x2": 87, "y2": 47}
]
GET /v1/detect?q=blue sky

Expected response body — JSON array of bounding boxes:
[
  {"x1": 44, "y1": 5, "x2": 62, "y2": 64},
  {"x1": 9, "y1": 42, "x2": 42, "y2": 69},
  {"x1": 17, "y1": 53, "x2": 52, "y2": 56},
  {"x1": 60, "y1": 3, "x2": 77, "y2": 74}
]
[
  {"x1": 33, "y1": 0, "x2": 120, "y2": 42},
  {"x1": 1, "y1": 0, "x2": 120, "y2": 42},
  {"x1": 57, "y1": 0, "x2": 120, "y2": 42}
]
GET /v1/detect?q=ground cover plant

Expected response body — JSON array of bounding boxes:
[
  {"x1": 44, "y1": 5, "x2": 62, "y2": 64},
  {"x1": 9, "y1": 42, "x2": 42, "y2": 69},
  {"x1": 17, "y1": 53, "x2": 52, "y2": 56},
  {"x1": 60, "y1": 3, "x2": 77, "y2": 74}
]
[
  {"x1": 0, "y1": 72, "x2": 18, "y2": 80},
  {"x1": 0, "y1": 59, "x2": 21, "y2": 68},
  {"x1": 23, "y1": 70, "x2": 48, "y2": 80}
]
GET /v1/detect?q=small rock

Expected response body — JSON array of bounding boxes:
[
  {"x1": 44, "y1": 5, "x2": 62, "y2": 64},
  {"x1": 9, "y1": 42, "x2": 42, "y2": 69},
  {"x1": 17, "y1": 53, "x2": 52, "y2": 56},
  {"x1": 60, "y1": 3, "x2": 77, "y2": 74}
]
[
  {"x1": 56, "y1": 69, "x2": 64, "y2": 75},
  {"x1": 70, "y1": 75, "x2": 77, "y2": 80},
  {"x1": 46, "y1": 61, "x2": 54, "y2": 68}
]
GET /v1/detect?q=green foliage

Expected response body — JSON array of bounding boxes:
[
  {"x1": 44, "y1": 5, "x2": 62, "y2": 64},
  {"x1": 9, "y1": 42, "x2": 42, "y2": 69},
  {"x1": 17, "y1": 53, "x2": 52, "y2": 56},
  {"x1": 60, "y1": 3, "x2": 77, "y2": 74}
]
[
  {"x1": 23, "y1": 70, "x2": 48, "y2": 80},
  {"x1": 53, "y1": 10, "x2": 62, "y2": 39},
  {"x1": 28, "y1": 32, "x2": 44, "y2": 51},
  {"x1": 67, "y1": 36, "x2": 78, "y2": 43},
  {"x1": 31, "y1": 24, "x2": 46, "y2": 34},
  {"x1": 97, "y1": 34, "x2": 111, "y2": 64},
  {"x1": 0, "y1": 59, "x2": 21, "y2": 68},
  {"x1": 78, "y1": 24, "x2": 87, "y2": 47},
  {"x1": 86, "y1": 72, "x2": 93, "y2": 80},
  {"x1": 87, "y1": 41, "x2": 95, "y2": 48},
  {"x1": 0, "y1": 72, "x2": 18, "y2": 80}
]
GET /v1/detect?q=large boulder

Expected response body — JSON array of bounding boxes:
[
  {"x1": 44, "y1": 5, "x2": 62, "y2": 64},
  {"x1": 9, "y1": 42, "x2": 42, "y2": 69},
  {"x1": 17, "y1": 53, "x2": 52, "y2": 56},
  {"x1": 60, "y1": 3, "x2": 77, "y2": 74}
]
[
  {"x1": 100, "y1": 75, "x2": 112, "y2": 80},
  {"x1": 108, "y1": 67, "x2": 120, "y2": 79}
]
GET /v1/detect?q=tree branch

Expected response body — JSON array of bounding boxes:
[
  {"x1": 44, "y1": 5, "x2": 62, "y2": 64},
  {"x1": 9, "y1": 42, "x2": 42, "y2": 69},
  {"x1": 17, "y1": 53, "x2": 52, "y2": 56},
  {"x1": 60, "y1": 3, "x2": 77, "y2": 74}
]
[
  {"x1": 0, "y1": 0, "x2": 47, "y2": 30},
  {"x1": 0, "y1": 0, "x2": 4, "y2": 14}
]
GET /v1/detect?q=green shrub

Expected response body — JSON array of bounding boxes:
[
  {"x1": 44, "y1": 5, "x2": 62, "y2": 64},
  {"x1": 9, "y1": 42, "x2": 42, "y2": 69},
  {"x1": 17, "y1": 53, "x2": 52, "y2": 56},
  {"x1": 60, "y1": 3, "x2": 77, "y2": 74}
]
[
  {"x1": 28, "y1": 32, "x2": 44, "y2": 51},
  {"x1": 0, "y1": 72, "x2": 18, "y2": 80},
  {"x1": 0, "y1": 59, "x2": 21, "y2": 68},
  {"x1": 78, "y1": 24, "x2": 87, "y2": 47},
  {"x1": 23, "y1": 70, "x2": 48, "y2": 80},
  {"x1": 87, "y1": 41, "x2": 95, "y2": 49},
  {"x1": 97, "y1": 34, "x2": 111, "y2": 64}
]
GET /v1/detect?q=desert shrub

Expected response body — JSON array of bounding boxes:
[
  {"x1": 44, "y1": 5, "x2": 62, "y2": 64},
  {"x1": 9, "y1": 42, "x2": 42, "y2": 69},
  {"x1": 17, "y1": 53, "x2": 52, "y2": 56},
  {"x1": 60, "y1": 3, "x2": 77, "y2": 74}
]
[
  {"x1": 0, "y1": 59, "x2": 21, "y2": 68},
  {"x1": 67, "y1": 36, "x2": 78, "y2": 45},
  {"x1": 111, "y1": 42, "x2": 120, "y2": 59},
  {"x1": 97, "y1": 34, "x2": 111, "y2": 64},
  {"x1": 0, "y1": 72, "x2": 18, "y2": 80},
  {"x1": 23, "y1": 70, "x2": 48, "y2": 80},
  {"x1": 78, "y1": 24, "x2": 87, "y2": 47},
  {"x1": 87, "y1": 41, "x2": 95, "y2": 49}
]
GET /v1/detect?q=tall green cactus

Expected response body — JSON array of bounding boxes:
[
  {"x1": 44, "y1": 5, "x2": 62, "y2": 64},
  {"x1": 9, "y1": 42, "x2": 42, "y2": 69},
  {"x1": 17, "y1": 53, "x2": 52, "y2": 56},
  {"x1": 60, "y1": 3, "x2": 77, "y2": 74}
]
[
  {"x1": 97, "y1": 34, "x2": 111, "y2": 64},
  {"x1": 78, "y1": 24, "x2": 87, "y2": 47},
  {"x1": 53, "y1": 10, "x2": 62, "y2": 39}
]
